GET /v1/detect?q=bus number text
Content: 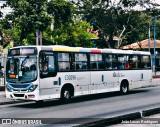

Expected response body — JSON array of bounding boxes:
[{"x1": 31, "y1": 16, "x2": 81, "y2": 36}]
[{"x1": 65, "y1": 75, "x2": 76, "y2": 80}]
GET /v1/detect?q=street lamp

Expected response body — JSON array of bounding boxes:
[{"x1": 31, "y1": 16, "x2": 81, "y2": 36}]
[
  {"x1": 148, "y1": 15, "x2": 160, "y2": 74},
  {"x1": 148, "y1": 17, "x2": 154, "y2": 53}
]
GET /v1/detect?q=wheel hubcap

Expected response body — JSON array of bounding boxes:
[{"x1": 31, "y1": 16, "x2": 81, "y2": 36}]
[
  {"x1": 64, "y1": 91, "x2": 70, "y2": 99},
  {"x1": 122, "y1": 85, "x2": 127, "y2": 93}
]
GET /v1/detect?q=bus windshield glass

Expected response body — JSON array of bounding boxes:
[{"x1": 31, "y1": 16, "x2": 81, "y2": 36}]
[{"x1": 6, "y1": 56, "x2": 37, "y2": 83}]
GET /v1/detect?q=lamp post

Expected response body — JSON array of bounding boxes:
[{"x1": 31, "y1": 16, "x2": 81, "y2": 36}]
[
  {"x1": 148, "y1": 17, "x2": 154, "y2": 53},
  {"x1": 153, "y1": 16, "x2": 157, "y2": 74},
  {"x1": 148, "y1": 15, "x2": 160, "y2": 75}
]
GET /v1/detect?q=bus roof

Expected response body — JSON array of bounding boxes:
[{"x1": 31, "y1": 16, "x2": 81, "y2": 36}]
[{"x1": 10, "y1": 45, "x2": 151, "y2": 55}]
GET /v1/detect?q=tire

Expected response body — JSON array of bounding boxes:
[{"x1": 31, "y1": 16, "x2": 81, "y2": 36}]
[
  {"x1": 120, "y1": 81, "x2": 129, "y2": 94},
  {"x1": 60, "y1": 89, "x2": 72, "y2": 103}
]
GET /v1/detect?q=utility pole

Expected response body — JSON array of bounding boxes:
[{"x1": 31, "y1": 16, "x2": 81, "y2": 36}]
[
  {"x1": 148, "y1": 15, "x2": 160, "y2": 75},
  {"x1": 36, "y1": 29, "x2": 42, "y2": 45},
  {"x1": 153, "y1": 16, "x2": 157, "y2": 75}
]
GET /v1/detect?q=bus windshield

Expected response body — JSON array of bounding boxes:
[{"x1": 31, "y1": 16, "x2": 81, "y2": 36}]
[{"x1": 6, "y1": 56, "x2": 37, "y2": 83}]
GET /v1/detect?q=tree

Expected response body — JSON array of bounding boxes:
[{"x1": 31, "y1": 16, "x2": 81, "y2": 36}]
[
  {"x1": 47, "y1": 0, "x2": 75, "y2": 29},
  {"x1": 3, "y1": 0, "x2": 51, "y2": 45},
  {"x1": 70, "y1": 0, "x2": 160, "y2": 48},
  {"x1": 52, "y1": 21, "x2": 97, "y2": 47},
  {"x1": 0, "y1": 0, "x2": 97, "y2": 48}
]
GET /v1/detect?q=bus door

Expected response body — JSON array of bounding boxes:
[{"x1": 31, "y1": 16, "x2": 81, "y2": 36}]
[
  {"x1": 39, "y1": 51, "x2": 57, "y2": 96},
  {"x1": 103, "y1": 54, "x2": 119, "y2": 91},
  {"x1": 89, "y1": 54, "x2": 103, "y2": 94}
]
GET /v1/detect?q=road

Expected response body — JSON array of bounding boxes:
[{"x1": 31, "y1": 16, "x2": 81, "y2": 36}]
[{"x1": 0, "y1": 85, "x2": 160, "y2": 126}]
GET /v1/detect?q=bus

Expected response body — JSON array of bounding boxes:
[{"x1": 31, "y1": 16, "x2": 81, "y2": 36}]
[{"x1": 5, "y1": 45, "x2": 152, "y2": 102}]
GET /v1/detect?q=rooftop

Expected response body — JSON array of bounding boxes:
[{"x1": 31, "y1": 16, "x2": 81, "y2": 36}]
[{"x1": 121, "y1": 39, "x2": 160, "y2": 49}]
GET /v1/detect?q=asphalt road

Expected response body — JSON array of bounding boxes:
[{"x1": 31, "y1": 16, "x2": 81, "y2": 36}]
[{"x1": 1, "y1": 86, "x2": 160, "y2": 126}]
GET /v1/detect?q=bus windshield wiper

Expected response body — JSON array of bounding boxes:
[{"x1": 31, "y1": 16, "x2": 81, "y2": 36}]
[{"x1": 21, "y1": 56, "x2": 29, "y2": 68}]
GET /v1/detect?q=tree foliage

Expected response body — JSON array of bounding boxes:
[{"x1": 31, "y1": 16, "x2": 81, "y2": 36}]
[
  {"x1": 70, "y1": 0, "x2": 160, "y2": 48},
  {"x1": 0, "y1": 0, "x2": 96, "y2": 48},
  {"x1": 1, "y1": 0, "x2": 160, "y2": 49},
  {"x1": 47, "y1": 0, "x2": 75, "y2": 28},
  {"x1": 4, "y1": 0, "x2": 51, "y2": 45},
  {"x1": 52, "y1": 21, "x2": 97, "y2": 47}
]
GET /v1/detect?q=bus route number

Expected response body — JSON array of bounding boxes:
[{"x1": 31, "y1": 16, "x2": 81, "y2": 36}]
[{"x1": 65, "y1": 75, "x2": 76, "y2": 80}]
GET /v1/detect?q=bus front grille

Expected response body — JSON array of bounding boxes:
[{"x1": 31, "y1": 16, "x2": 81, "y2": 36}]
[{"x1": 14, "y1": 94, "x2": 24, "y2": 97}]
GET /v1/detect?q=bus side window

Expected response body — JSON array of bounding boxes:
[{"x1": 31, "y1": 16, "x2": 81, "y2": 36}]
[
  {"x1": 74, "y1": 53, "x2": 88, "y2": 71},
  {"x1": 141, "y1": 55, "x2": 151, "y2": 69},
  {"x1": 91, "y1": 63, "x2": 97, "y2": 70},
  {"x1": 125, "y1": 63, "x2": 130, "y2": 69},
  {"x1": 43, "y1": 62, "x2": 48, "y2": 72},
  {"x1": 40, "y1": 51, "x2": 57, "y2": 78},
  {"x1": 30, "y1": 64, "x2": 36, "y2": 70},
  {"x1": 98, "y1": 62, "x2": 104, "y2": 69},
  {"x1": 76, "y1": 64, "x2": 80, "y2": 70},
  {"x1": 58, "y1": 53, "x2": 71, "y2": 71}
]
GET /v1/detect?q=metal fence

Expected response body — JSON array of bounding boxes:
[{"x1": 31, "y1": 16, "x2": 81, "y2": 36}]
[
  {"x1": 0, "y1": 78, "x2": 4, "y2": 86},
  {"x1": 0, "y1": 53, "x2": 7, "y2": 87},
  {"x1": 0, "y1": 71, "x2": 4, "y2": 86}
]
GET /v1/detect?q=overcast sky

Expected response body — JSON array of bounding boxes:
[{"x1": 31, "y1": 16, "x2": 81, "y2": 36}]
[
  {"x1": 0, "y1": 0, "x2": 160, "y2": 17},
  {"x1": 155, "y1": 0, "x2": 160, "y2": 4}
]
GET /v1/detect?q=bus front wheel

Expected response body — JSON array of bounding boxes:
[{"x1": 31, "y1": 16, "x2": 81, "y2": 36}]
[
  {"x1": 120, "y1": 81, "x2": 129, "y2": 94},
  {"x1": 60, "y1": 89, "x2": 71, "y2": 103}
]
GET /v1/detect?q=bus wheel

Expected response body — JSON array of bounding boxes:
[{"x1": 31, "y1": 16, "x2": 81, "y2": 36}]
[
  {"x1": 120, "y1": 81, "x2": 129, "y2": 94},
  {"x1": 61, "y1": 89, "x2": 71, "y2": 103}
]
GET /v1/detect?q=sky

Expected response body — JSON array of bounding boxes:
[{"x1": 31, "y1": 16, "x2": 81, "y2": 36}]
[
  {"x1": 0, "y1": 0, "x2": 160, "y2": 18},
  {"x1": 155, "y1": 0, "x2": 160, "y2": 4},
  {"x1": 0, "y1": 1, "x2": 12, "y2": 18}
]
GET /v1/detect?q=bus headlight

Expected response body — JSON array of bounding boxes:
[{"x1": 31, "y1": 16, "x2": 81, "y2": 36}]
[
  {"x1": 6, "y1": 84, "x2": 13, "y2": 92},
  {"x1": 28, "y1": 85, "x2": 38, "y2": 92}
]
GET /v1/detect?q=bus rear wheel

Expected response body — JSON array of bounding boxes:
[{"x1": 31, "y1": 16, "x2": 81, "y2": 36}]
[
  {"x1": 60, "y1": 89, "x2": 72, "y2": 103},
  {"x1": 120, "y1": 81, "x2": 129, "y2": 94}
]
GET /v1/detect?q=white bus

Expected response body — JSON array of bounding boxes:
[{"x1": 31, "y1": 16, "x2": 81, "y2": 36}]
[{"x1": 5, "y1": 45, "x2": 152, "y2": 102}]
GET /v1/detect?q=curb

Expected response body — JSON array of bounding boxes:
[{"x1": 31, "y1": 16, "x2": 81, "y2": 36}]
[
  {"x1": 74, "y1": 107, "x2": 160, "y2": 127},
  {"x1": 142, "y1": 107, "x2": 160, "y2": 117},
  {"x1": 74, "y1": 112, "x2": 141, "y2": 127}
]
